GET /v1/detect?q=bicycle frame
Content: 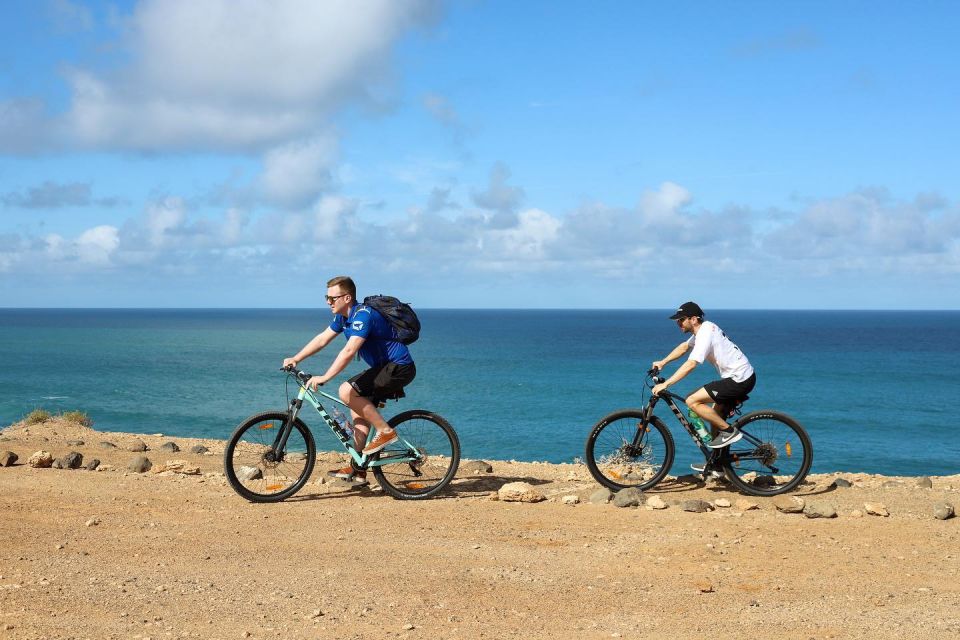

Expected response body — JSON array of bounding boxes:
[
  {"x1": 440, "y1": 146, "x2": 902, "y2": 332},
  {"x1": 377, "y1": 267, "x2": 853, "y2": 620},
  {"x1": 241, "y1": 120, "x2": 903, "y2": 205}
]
[
  {"x1": 641, "y1": 391, "x2": 717, "y2": 463},
  {"x1": 276, "y1": 377, "x2": 422, "y2": 469}
]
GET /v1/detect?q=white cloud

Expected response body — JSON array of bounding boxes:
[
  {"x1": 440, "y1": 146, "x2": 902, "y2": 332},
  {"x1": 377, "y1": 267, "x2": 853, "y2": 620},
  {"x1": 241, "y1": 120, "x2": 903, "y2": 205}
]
[
  {"x1": 57, "y1": 0, "x2": 438, "y2": 152},
  {"x1": 261, "y1": 134, "x2": 339, "y2": 208},
  {"x1": 76, "y1": 225, "x2": 120, "y2": 265}
]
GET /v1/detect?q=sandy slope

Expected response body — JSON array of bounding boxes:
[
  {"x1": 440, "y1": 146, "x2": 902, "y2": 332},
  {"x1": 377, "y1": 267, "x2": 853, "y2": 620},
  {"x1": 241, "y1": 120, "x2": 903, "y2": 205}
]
[{"x1": 1, "y1": 418, "x2": 958, "y2": 640}]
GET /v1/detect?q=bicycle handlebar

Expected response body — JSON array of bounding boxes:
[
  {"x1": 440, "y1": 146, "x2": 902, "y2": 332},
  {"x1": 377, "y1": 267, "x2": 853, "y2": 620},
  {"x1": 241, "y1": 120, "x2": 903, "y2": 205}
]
[{"x1": 281, "y1": 364, "x2": 319, "y2": 386}]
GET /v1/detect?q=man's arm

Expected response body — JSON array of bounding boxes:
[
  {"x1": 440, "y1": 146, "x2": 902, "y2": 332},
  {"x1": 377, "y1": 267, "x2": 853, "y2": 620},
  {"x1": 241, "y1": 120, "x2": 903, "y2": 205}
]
[
  {"x1": 308, "y1": 335, "x2": 365, "y2": 390},
  {"x1": 652, "y1": 341, "x2": 690, "y2": 371},
  {"x1": 283, "y1": 327, "x2": 339, "y2": 368}
]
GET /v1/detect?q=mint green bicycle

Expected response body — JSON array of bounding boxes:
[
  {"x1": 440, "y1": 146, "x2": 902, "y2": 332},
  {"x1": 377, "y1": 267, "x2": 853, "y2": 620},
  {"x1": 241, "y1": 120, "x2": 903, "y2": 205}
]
[{"x1": 224, "y1": 365, "x2": 460, "y2": 502}]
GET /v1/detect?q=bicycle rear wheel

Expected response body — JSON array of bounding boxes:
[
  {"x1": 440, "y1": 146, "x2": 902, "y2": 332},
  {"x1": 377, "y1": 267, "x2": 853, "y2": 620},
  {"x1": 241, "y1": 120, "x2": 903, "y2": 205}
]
[
  {"x1": 224, "y1": 411, "x2": 316, "y2": 503},
  {"x1": 721, "y1": 410, "x2": 812, "y2": 496},
  {"x1": 371, "y1": 410, "x2": 460, "y2": 500},
  {"x1": 585, "y1": 410, "x2": 674, "y2": 491}
]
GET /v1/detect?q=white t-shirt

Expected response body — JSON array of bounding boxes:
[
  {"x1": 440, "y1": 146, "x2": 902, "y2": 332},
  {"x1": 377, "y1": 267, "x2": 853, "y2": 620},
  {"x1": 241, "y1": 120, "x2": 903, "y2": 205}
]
[{"x1": 686, "y1": 321, "x2": 754, "y2": 382}]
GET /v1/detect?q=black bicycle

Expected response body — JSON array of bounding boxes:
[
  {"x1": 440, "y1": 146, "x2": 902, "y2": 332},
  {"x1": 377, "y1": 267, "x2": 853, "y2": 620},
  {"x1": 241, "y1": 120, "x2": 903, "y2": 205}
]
[{"x1": 585, "y1": 368, "x2": 812, "y2": 496}]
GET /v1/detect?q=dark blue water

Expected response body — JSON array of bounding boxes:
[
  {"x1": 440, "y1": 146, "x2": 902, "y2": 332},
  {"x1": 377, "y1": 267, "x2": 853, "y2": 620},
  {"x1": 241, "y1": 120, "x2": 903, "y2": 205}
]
[{"x1": 1, "y1": 309, "x2": 957, "y2": 476}]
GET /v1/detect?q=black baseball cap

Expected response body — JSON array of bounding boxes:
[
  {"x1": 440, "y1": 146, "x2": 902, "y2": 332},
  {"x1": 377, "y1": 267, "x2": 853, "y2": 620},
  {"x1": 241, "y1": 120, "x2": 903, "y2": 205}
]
[{"x1": 669, "y1": 301, "x2": 704, "y2": 320}]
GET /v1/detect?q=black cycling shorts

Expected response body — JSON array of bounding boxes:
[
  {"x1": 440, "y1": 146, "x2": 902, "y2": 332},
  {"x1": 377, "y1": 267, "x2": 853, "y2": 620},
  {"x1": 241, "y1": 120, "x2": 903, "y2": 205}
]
[
  {"x1": 348, "y1": 362, "x2": 416, "y2": 403},
  {"x1": 704, "y1": 373, "x2": 756, "y2": 406}
]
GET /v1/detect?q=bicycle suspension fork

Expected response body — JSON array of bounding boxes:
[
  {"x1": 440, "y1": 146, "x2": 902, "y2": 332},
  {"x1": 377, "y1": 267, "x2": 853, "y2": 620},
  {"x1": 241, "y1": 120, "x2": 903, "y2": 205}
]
[{"x1": 271, "y1": 397, "x2": 303, "y2": 454}]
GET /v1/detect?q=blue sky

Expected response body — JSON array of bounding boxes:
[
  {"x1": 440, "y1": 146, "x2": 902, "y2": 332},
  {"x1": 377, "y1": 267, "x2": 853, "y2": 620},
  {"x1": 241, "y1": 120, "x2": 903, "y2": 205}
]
[{"x1": 1, "y1": 0, "x2": 958, "y2": 309}]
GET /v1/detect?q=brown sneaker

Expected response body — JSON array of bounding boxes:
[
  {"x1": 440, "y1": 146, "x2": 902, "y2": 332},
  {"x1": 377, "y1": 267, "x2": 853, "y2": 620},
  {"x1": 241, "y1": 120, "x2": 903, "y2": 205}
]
[
  {"x1": 327, "y1": 465, "x2": 368, "y2": 485},
  {"x1": 361, "y1": 429, "x2": 399, "y2": 455}
]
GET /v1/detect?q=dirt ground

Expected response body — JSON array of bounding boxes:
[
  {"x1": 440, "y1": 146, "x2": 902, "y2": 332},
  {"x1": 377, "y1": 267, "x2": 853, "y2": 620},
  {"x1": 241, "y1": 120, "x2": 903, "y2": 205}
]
[{"x1": 1, "y1": 418, "x2": 958, "y2": 640}]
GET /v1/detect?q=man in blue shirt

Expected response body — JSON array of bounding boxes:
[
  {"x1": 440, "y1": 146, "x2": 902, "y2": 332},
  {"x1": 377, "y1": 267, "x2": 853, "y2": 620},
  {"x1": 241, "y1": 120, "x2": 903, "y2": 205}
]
[{"x1": 282, "y1": 276, "x2": 416, "y2": 485}]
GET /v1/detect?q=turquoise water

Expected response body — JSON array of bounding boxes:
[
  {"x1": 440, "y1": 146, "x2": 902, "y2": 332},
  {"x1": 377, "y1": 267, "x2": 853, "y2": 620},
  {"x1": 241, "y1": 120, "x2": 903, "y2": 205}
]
[{"x1": 1, "y1": 309, "x2": 958, "y2": 476}]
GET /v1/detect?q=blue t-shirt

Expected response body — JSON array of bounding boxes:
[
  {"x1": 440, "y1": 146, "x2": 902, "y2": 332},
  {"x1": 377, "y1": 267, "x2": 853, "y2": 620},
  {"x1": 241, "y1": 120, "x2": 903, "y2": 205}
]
[{"x1": 329, "y1": 303, "x2": 414, "y2": 368}]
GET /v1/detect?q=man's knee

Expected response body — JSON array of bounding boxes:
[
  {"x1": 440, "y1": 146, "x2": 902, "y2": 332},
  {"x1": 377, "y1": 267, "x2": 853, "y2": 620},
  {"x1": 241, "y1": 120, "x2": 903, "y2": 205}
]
[{"x1": 338, "y1": 381, "x2": 354, "y2": 403}]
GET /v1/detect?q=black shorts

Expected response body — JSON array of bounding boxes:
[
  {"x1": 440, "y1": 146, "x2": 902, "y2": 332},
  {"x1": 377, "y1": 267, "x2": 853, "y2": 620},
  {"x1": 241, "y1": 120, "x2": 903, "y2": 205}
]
[
  {"x1": 704, "y1": 373, "x2": 756, "y2": 406},
  {"x1": 348, "y1": 362, "x2": 416, "y2": 403}
]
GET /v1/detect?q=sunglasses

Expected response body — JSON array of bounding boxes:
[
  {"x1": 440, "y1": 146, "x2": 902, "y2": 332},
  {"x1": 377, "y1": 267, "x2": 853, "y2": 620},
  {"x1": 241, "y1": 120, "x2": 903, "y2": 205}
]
[{"x1": 325, "y1": 293, "x2": 349, "y2": 304}]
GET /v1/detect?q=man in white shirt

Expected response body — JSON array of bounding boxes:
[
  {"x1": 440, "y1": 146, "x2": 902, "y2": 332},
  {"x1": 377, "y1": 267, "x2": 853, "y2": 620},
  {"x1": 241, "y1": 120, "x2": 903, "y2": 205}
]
[{"x1": 651, "y1": 301, "x2": 756, "y2": 449}]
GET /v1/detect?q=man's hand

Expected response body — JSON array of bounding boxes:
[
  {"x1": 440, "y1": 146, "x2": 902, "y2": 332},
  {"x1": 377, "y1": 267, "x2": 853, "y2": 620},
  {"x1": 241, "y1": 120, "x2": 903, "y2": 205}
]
[
  {"x1": 651, "y1": 360, "x2": 665, "y2": 371},
  {"x1": 307, "y1": 376, "x2": 327, "y2": 391},
  {"x1": 652, "y1": 382, "x2": 668, "y2": 397},
  {"x1": 282, "y1": 357, "x2": 298, "y2": 370}
]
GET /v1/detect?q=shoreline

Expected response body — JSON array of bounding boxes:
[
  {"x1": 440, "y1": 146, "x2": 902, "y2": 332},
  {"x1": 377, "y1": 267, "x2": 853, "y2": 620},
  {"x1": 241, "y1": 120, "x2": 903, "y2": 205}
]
[{"x1": 2, "y1": 418, "x2": 959, "y2": 639}]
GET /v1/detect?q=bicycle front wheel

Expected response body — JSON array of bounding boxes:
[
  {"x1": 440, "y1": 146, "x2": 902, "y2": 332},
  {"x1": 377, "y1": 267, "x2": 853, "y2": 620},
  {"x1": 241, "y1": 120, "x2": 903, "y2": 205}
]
[
  {"x1": 371, "y1": 410, "x2": 460, "y2": 500},
  {"x1": 224, "y1": 411, "x2": 316, "y2": 503},
  {"x1": 585, "y1": 410, "x2": 675, "y2": 491},
  {"x1": 721, "y1": 410, "x2": 813, "y2": 496}
]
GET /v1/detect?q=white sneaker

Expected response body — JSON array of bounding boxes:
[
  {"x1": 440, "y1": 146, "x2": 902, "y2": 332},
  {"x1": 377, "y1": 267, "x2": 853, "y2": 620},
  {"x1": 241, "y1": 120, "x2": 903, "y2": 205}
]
[
  {"x1": 707, "y1": 428, "x2": 743, "y2": 449},
  {"x1": 690, "y1": 463, "x2": 723, "y2": 480}
]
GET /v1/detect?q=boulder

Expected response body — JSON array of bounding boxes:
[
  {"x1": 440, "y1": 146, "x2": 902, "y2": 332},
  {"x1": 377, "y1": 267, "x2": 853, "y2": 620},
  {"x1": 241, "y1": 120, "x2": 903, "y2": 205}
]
[
  {"x1": 864, "y1": 502, "x2": 889, "y2": 517},
  {"x1": 0, "y1": 451, "x2": 18, "y2": 467},
  {"x1": 66, "y1": 439, "x2": 85, "y2": 447},
  {"x1": 127, "y1": 439, "x2": 148, "y2": 452},
  {"x1": 28, "y1": 451, "x2": 54, "y2": 468},
  {"x1": 646, "y1": 495, "x2": 668, "y2": 510},
  {"x1": 127, "y1": 456, "x2": 152, "y2": 473},
  {"x1": 84, "y1": 458, "x2": 101, "y2": 471},
  {"x1": 804, "y1": 502, "x2": 838, "y2": 519},
  {"x1": 680, "y1": 499, "x2": 714, "y2": 513},
  {"x1": 773, "y1": 496, "x2": 805, "y2": 514},
  {"x1": 497, "y1": 482, "x2": 546, "y2": 503},
  {"x1": 460, "y1": 460, "x2": 493, "y2": 474},
  {"x1": 189, "y1": 445, "x2": 209, "y2": 455},
  {"x1": 98, "y1": 441, "x2": 118, "y2": 450},
  {"x1": 589, "y1": 488, "x2": 613, "y2": 504},
  {"x1": 54, "y1": 451, "x2": 84, "y2": 470},
  {"x1": 612, "y1": 487, "x2": 645, "y2": 508},
  {"x1": 153, "y1": 460, "x2": 200, "y2": 475},
  {"x1": 159, "y1": 442, "x2": 180, "y2": 453},
  {"x1": 831, "y1": 478, "x2": 853, "y2": 488},
  {"x1": 933, "y1": 503, "x2": 954, "y2": 521}
]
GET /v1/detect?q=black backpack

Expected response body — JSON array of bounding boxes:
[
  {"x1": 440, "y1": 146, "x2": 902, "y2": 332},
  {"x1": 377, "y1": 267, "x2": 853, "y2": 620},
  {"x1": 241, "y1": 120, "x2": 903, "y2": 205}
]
[{"x1": 361, "y1": 295, "x2": 421, "y2": 345}]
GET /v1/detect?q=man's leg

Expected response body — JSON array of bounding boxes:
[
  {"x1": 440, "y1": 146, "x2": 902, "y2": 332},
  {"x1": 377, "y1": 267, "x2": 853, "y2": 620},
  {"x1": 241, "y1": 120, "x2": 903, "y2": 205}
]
[
  {"x1": 686, "y1": 387, "x2": 730, "y2": 432},
  {"x1": 339, "y1": 381, "x2": 392, "y2": 436}
]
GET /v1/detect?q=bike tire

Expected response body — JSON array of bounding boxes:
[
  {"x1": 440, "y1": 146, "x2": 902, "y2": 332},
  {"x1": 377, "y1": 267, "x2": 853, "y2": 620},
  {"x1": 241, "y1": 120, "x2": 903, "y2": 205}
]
[
  {"x1": 720, "y1": 410, "x2": 813, "y2": 496},
  {"x1": 371, "y1": 410, "x2": 460, "y2": 500},
  {"x1": 224, "y1": 411, "x2": 316, "y2": 503},
  {"x1": 585, "y1": 410, "x2": 675, "y2": 491}
]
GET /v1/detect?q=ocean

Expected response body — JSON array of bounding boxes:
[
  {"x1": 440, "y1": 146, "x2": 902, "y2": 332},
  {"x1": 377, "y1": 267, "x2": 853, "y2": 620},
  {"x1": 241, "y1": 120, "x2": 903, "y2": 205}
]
[{"x1": 1, "y1": 308, "x2": 958, "y2": 476}]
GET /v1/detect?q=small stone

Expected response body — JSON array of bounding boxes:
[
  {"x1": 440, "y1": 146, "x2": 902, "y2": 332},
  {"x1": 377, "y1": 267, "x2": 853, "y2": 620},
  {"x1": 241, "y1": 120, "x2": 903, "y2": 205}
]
[
  {"x1": 882, "y1": 480, "x2": 905, "y2": 490},
  {"x1": 189, "y1": 445, "x2": 209, "y2": 455},
  {"x1": 236, "y1": 466, "x2": 263, "y2": 481},
  {"x1": 849, "y1": 509, "x2": 864, "y2": 518},
  {"x1": 127, "y1": 456, "x2": 152, "y2": 473},
  {"x1": 612, "y1": 487, "x2": 645, "y2": 508},
  {"x1": 646, "y1": 495, "x2": 668, "y2": 510},
  {"x1": 153, "y1": 460, "x2": 201, "y2": 475},
  {"x1": 498, "y1": 482, "x2": 546, "y2": 503},
  {"x1": 98, "y1": 441, "x2": 118, "y2": 450},
  {"x1": 310, "y1": 609, "x2": 324, "y2": 618},
  {"x1": 460, "y1": 460, "x2": 493, "y2": 474},
  {"x1": 561, "y1": 495, "x2": 580, "y2": 505},
  {"x1": 831, "y1": 477, "x2": 853, "y2": 488},
  {"x1": 85, "y1": 518, "x2": 100, "y2": 527},
  {"x1": 66, "y1": 439, "x2": 85, "y2": 446},
  {"x1": 916, "y1": 477, "x2": 933, "y2": 489},
  {"x1": 773, "y1": 496, "x2": 805, "y2": 513},
  {"x1": 803, "y1": 503, "x2": 838, "y2": 519},
  {"x1": 864, "y1": 503, "x2": 889, "y2": 517},
  {"x1": 680, "y1": 499, "x2": 713, "y2": 513},
  {"x1": 694, "y1": 578, "x2": 714, "y2": 593},
  {"x1": 734, "y1": 499, "x2": 759, "y2": 511},
  {"x1": 0, "y1": 451, "x2": 19, "y2": 467},
  {"x1": 713, "y1": 498, "x2": 731, "y2": 508},
  {"x1": 933, "y1": 502, "x2": 955, "y2": 520},
  {"x1": 84, "y1": 459, "x2": 101, "y2": 471},
  {"x1": 159, "y1": 442, "x2": 180, "y2": 453},
  {"x1": 403, "y1": 623, "x2": 415, "y2": 630},
  {"x1": 28, "y1": 450, "x2": 54, "y2": 468},
  {"x1": 127, "y1": 439, "x2": 148, "y2": 452},
  {"x1": 589, "y1": 488, "x2": 613, "y2": 504}
]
